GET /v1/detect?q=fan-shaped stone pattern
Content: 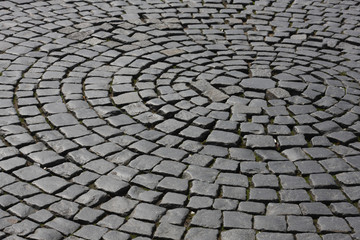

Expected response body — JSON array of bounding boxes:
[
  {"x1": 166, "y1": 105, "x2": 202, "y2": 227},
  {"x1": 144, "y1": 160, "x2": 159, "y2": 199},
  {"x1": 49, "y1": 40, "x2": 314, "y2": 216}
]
[{"x1": 0, "y1": 0, "x2": 359, "y2": 239}]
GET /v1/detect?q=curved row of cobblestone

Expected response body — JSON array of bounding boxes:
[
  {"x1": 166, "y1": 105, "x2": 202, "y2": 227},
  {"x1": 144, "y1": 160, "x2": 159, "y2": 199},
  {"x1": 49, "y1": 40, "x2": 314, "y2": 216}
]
[{"x1": 1, "y1": 0, "x2": 360, "y2": 239}]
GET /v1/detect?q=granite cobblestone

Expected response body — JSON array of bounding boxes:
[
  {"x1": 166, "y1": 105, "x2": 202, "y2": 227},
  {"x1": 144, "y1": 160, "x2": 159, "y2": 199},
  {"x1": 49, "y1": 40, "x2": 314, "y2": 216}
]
[{"x1": 0, "y1": 0, "x2": 360, "y2": 238}]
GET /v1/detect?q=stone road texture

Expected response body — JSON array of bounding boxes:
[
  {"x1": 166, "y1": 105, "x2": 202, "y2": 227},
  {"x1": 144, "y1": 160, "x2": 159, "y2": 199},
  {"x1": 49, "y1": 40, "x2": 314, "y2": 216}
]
[{"x1": 0, "y1": 0, "x2": 360, "y2": 239}]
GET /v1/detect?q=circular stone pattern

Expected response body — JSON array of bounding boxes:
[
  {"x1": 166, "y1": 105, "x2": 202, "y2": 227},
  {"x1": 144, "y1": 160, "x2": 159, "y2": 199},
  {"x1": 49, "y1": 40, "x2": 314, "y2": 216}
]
[{"x1": 0, "y1": 0, "x2": 360, "y2": 239}]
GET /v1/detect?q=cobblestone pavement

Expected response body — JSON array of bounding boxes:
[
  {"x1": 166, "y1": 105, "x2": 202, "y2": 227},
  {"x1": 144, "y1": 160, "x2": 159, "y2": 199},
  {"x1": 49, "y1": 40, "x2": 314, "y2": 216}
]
[{"x1": 0, "y1": 0, "x2": 360, "y2": 239}]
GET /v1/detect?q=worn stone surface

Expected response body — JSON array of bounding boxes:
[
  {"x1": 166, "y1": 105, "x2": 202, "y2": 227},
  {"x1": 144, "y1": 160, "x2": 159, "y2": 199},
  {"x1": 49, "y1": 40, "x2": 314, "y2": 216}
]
[{"x1": 0, "y1": 0, "x2": 360, "y2": 238}]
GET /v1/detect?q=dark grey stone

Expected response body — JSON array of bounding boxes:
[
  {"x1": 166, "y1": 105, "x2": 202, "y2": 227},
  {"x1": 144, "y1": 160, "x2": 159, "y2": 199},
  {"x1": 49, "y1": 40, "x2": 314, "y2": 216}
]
[
  {"x1": 266, "y1": 203, "x2": 301, "y2": 216},
  {"x1": 0, "y1": 194, "x2": 19, "y2": 208},
  {"x1": 213, "y1": 198, "x2": 238, "y2": 210},
  {"x1": 83, "y1": 159, "x2": 116, "y2": 174},
  {"x1": 47, "y1": 113, "x2": 78, "y2": 127},
  {"x1": 252, "y1": 174, "x2": 279, "y2": 189},
  {"x1": 187, "y1": 196, "x2": 213, "y2": 209},
  {"x1": 206, "y1": 130, "x2": 240, "y2": 147},
  {"x1": 75, "y1": 189, "x2": 107, "y2": 207},
  {"x1": 131, "y1": 173, "x2": 163, "y2": 190},
  {"x1": 160, "y1": 192, "x2": 187, "y2": 208},
  {"x1": 279, "y1": 190, "x2": 311, "y2": 203},
  {"x1": 74, "y1": 225, "x2": 108, "y2": 240},
  {"x1": 127, "y1": 186, "x2": 162, "y2": 203},
  {"x1": 322, "y1": 233, "x2": 352, "y2": 240},
  {"x1": 183, "y1": 154, "x2": 213, "y2": 167},
  {"x1": 3, "y1": 182, "x2": 40, "y2": 198},
  {"x1": 229, "y1": 148, "x2": 255, "y2": 161},
  {"x1": 74, "y1": 134, "x2": 105, "y2": 147},
  {"x1": 154, "y1": 223, "x2": 185, "y2": 240},
  {"x1": 3, "y1": 219, "x2": 38, "y2": 236},
  {"x1": 67, "y1": 148, "x2": 98, "y2": 165},
  {"x1": 300, "y1": 202, "x2": 333, "y2": 216},
  {"x1": 102, "y1": 231, "x2": 130, "y2": 240},
  {"x1": 72, "y1": 171, "x2": 100, "y2": 186},
  {"x1": 184, "y1": 227, "x2": 218, "y2": 240},
  {"x1": 160, "y1": 208, "x2": 189, "y2": 225},
  {"x1": 241, "y1": 162, "x2": 268, "y2": 175},
  {"x1": 153, "y1": 160, "x2": 187, "y2": 177},
  {"x1": 263, "y1": 106, "x2": 289, "y2": 117},
  {"x1": 232, "y1": 104, "x2": 262, "y2": 115},
  {"x1": 97, "y1": 215, "x2": 125, "y2": 230},
  {"x1": 113, "y1": 92, "x2": 141, "y2": 105},
  {"x1": 295, "y1": 161, "x2": 326, "y2": 175},
  {"x1": 5, "y1": 133, "x2": 34, "y2": 147},
  {"x1": 274, "y1": 116, "x2": 295, "y2": 125},
  {"x1": 255, "y1": 149, "x2": 287, "y2": 161},
  {"x1": 309, "y1": 173, "x2": 338, "y2": 188},
  {"x1": 327, "y1": 131, "x2": 357, "y2": 144},
  {"x1": 330, "y1": 202, "x2": 359, "y2": 216},
  {"x1": 221, "y1": 229, "x2": 255, "y2": 240},
  {"x1": 200, "y1": 145, "x2": 228, "y2": 157},
  {"x1": 179, "y1": 126, "x2": 209, "y2": 140},
  {"x1": 28, "y1": 228, "x2": 63, "y2": 240},
  {"x1": 100, "y1": 197, "x2": 138, "y2": 216},
  {"x1": 215, "y1": 173, "x2": 248, "y2": 187},
  {"x1": 129, "y1": 139, "x2": 159, "y2": 153},
  {"x1": 8, "y1": 203, "x2": 35, "y2": 218},
  {"x1": 155, "y1": 119, "x2": 187, "y2": 134},
  {"x1": 277, "y1": 134, "x2": 308, "y2": 148},
  {"x1": 266, "y1": 88, "x2": 290, "y2": 99},
  {"x1": 342, "y1": 186, "x2": 360, "y2": 201},
  {"x1": 287, "y1": 216, "x2": 316, "y2": 232},
  {"x1": 28, "y1": 150, "x2": 64, "y2": 167},
  {"x1": 49, "y1": 200, "x2": 79, "y2": 219},
  {"x1": 47, "y1": 139, "x2": 79, "y2": 154},
  {"x1": 268, "y1": 161, "x2": 297, "y2": 175},
  {"x1": 94, "y1": 175, "x2": 129, "y2": 194},
  {"x1": 90, "y1": 142, "x2": 122, "y2": 157},
  {"x1": 238, "y1": 201, "x2": 265, "y2": 214},
  {"x1": 245, "y1": 135, "x2": 275, "y2": 148},
  {"x1": 157, "y1": 177, "x2": 189, "y2": 193},
  {"x1": 223, "y1": 211, "x2": 252, "y2": 229},
  {"x1": 317, "y1": 217, "x2": 351, "y2": 233},
  {"x1": 132, "y1": 203, "x2": 166, "y2": 222},
  {"x1": 190, "y1": 209, "x2": 222, "y2": 229},
  {"x1": 212, "y1": 158, "x2": 239, "y2": 172},
  {"x1": 190, "y1": 180, "x2": 219, "y2": 197},
  {"x1": 0, "y1": 157, "x2": 26, "y2": 172},
  {"x1": 240, "y1": 122, "x2": 265, "y2": 135},
  {"x1": 222, "y1": 186, "x2": 246, "y2": 200},
  {"x1": 267, "y1": 125, "x2": 291, "y2": 135},
  {"x1": 28, "y1": 210, "x2": 53, "y2": 224},
  {"x1": 279, "y1": 175, "x2": 311, "y2": 189},
  {"x1": 119, "y1": 219, "x2": 154, "y2": 237},
  {"x1": 33, "y1": 176, "x2": 69, "y2": 194},
  {"x1": 240, "y1": 78, "x2": 276, "y2": 90},
  {"x1": 336, "y1": 172, "x2": 360, "y2": 186},
  {"x1": 49, "y1": 162, "x2": 81, "y2": 179},
  {"x1": 106, "y1": 149, "x2": 137, "y2": 164},
  {"x1": 249, "y1": 188, "x2": 278, "y2": 202},
  {"x1": 320, "y1": 158, "x2": 354, "y2": 173},
  {"x1": 152, "y1": 147, "x2": 188, "y2": 161},
  {"x1": 313, "y1": 121, "x2": 342, "y2": 134},
  {"x1": 254, "y1": 216, "x2": 286, "y2": 232},
  {"x1": 256, "y1": 232, "x2": 294, "y2": 240},
  {"x1": 24, "y1": 193, "x2": 60, "y2": 208},
  {"x1": 56, "y1": 184, "x2": 88, "y2": 201},
  {"x1": 184, "y1": 165, "x2": 219, "y2": 183},
  {"x1": 191, "y1": 79, "x2": 229, "y2": 102},
  {"x1": 295, "y1": 233, "x2": 322, "y2": 240},
  {"x1": 45, "y1": 217, "x2": 80, "y2": 235}
]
